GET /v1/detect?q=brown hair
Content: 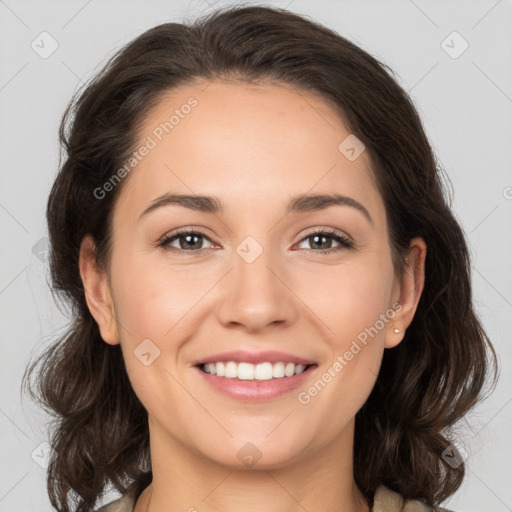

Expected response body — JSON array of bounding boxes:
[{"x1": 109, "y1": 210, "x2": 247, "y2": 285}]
[{"x1": 23, "y1": 5, "x2": 497, "y2": 511}]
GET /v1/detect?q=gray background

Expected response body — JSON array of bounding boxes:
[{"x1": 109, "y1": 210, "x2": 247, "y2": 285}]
[{"x1": 1, "y1": 0, "x2": 511, "y2": 510}]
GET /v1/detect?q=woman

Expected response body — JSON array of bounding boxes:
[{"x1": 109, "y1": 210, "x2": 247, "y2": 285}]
[{"x1": 23, "y1": 5, "x2": 497, "y2": 512}]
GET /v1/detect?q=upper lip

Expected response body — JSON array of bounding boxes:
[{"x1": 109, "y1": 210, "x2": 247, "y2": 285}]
[{"x1": 192, "y1": 350, "x2": 316, "y2": 366}]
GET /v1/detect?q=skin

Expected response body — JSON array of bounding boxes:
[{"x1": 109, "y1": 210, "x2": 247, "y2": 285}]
[{"x1": 79, "y1": 79, "x2": 426, "y2": 512}]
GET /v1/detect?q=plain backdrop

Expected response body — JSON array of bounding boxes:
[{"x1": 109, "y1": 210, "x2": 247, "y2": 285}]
[{"x1": 1, "y1": 0, "x2": 511, "y2": 511}]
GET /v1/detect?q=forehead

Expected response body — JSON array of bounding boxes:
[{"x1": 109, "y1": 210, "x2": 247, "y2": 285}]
[{"x1": 115, "y1": 79, "x2": 383, "y2": 222}]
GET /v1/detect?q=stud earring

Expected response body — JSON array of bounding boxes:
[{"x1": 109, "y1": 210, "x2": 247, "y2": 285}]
[{"x1": 394, "y1": 328, "x2": 400, "y2": 333}]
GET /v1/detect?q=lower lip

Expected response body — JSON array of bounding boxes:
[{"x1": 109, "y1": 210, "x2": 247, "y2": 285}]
[{"x1": 195, "y1": 365, "x2": 317, "y2": 402}]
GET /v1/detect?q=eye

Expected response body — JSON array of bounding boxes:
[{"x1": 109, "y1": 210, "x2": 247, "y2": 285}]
[
  {"x1": 157, "y1": 228, "x2": 354, "y2": 255},
  {"x1": 295, "y1": 229, "x2": 354, "y2": 254},
  {"x1": 158, "y1": 229, "x2": 216, "y2": 253}
]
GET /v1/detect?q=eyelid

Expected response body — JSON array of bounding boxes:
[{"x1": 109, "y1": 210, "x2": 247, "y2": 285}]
[
  {"x1": 159, "y1": 226, "x2": 352, "y2": 243},
  {"x1": 293, "y1": 227, "x2": 354, "y2": 253},
  {"x1": 157, "y1": 225, "x2": 354, "y2": 254},
  {"x1": 157, "y1": 227, "x2": 216, "y2": 249},
  {"x1": 298, "y1": 226, "x2": 354, "y2": 244}
]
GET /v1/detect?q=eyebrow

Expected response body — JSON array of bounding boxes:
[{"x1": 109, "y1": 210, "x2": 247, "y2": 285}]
[{"x1": 138, "y1": 192, "x2": 373, "y2": 224}]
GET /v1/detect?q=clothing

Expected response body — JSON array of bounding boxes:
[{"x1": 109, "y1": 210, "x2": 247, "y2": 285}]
[{"x1": 94, "y1": 484, "x2": 453, "y2": 511}]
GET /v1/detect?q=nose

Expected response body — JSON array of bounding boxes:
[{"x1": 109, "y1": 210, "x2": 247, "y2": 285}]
[{"x1": 215, "y1": 242, "x2": 299, "y2": 333}]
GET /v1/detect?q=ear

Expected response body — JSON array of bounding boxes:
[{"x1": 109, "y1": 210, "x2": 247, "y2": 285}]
[
  {"x1": 79, "y1": 235, "x2": 119, "y2": 345},
  {"x1": 385, "y1": 237, "x2": 427, "y2": 349}
]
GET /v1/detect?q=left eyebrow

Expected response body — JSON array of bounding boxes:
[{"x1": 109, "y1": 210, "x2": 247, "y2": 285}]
[
  {"x1": 287, "y1": 193, "x2": 373, "y2": 225},
  {"x1": 137, "y1": 192, "x2": 373, "y2": 225}
]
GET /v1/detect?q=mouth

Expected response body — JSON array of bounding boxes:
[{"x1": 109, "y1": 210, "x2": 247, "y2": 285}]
[
  {"x1": 194, "y1": 354, "x2": 319, "y2": 401},
  {"x1": 197, "y1": 361, "x2": 318, "y2": 381},
  {"x1": 192, "y1": 350, "x2": 318, "y2": 401}
]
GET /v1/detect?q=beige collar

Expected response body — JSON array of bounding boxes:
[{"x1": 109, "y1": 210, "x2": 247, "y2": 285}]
[{"x1": 373, "y1": 485, "x2": 449, "y2": 511}]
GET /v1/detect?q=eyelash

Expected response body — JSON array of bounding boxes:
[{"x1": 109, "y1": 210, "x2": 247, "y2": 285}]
[{"x1": 157, "y1": 228, "x2": 354, "y2": 255}]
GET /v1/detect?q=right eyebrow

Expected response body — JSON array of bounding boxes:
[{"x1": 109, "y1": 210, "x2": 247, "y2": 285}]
[{"x1": 138, "y1": 193, "x2": 222, "y2": 221}]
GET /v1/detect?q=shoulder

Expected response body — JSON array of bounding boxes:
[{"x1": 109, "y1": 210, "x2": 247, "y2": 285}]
[
  {"x1": 94, "y1": 491, "x2": 137, "y2": 512},
  {"x1": 373, "y1": 485, "x2": 455, "y2": 512}
]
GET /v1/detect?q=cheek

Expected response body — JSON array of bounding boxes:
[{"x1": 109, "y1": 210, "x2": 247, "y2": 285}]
[
  {"x1": 295, "y1": 255, "x2": 395, "y2": 410},
  {"x1": 110, "y1": 248, "x2": 217, "y2": 342},
  {"x1": 292, "y1": 302, "x2": 388, "y2": 456},
  {"x1": 304, "y1": 255, "x2": 395, "y2": 343}
]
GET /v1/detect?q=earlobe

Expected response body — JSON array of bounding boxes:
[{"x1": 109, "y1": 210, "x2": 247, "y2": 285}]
[
  {"x1": 79, "y1": 235, "x2": 119, "y2": 345},
  {"x1": 385, "y1": 237, "x2": 427, "y2": 349}
]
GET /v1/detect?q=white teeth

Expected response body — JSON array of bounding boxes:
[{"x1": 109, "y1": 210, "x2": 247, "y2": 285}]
[
  {"x1": 225, "y1": 361, "x2": 238, "y2": 378},
  {"x1": 254, "y1": 362, "x2": 273, "y2": 380},
  {"x1": 238, "y1": 362, "x2": 254, "y2": 380},
  {"x1": 294, "y1": 364, "x2": 306, "y2": 375},
  {"x1": 284, "y1": 362, "x2": 295, "y2": 377},
  {"x1": 216, "y1": 361, "x2": 225, "y2": 377},
  {"x1": 272, "y1": 362, "x2": 285, "y2": 378},
  {"x1": 201, "y1": 361, "x2": 310, "y2": 380}
]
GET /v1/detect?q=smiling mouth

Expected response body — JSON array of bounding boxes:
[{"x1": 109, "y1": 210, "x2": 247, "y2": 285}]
[{"x1": 198, "y1": 361, "x2": 317, "y2": 381}]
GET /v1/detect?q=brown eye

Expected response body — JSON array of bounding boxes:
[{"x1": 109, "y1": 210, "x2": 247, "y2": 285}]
[
  {"x1": 296, "y1": 230, "x2": 353, "y2": 253},
  {"x1": 158, "y1": 229, "x2": 215, "y2": 252}
]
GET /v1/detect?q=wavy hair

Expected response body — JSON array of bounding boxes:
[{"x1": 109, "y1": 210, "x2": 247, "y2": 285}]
[{"x1": 23, "y1": 5, "x2": 497, "y2": 511}]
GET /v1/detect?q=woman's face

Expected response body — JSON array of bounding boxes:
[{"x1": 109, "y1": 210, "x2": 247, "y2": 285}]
[{"x1": 82, "y1": 79, "x2": 424, "y2": 470}]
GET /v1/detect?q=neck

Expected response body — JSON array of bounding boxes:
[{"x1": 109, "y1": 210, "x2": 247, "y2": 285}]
[{"x1": 135, "y1": 417, "x2": 370, "y2": 512}]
